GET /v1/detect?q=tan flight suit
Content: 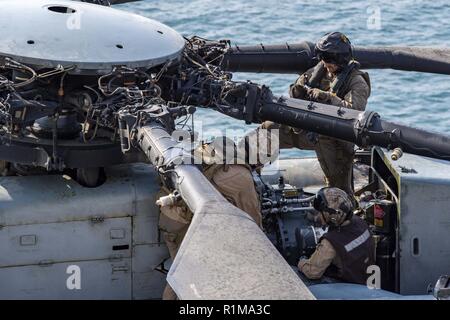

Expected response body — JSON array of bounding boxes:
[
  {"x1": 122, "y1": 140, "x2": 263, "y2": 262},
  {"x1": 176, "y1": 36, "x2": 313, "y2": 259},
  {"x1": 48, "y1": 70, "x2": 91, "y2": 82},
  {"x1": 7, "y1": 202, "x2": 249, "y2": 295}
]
[
  {"x1": 298, "y1": 238, "x2": 342, "y2": 279},
  {"x1": 158, "y1": 145, "x2": 262, "y2": 300},
  {"x1": 262, "y1": 61, "x2": 371, "y2": 196},
  {"x1": 298, "y1": 216, "x2": 374, "y2": 284},
  {"x1": 297, "y1": 187, "x2": 374, "y2": 284},
  {"x1": 298, "y1": 187, "x2": 350, "y2": 279}
]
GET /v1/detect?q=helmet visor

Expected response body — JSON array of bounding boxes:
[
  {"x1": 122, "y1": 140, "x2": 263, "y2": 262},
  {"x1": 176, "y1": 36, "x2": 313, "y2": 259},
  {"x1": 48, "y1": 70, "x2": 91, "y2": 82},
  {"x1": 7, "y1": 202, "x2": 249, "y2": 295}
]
[
  {"x1": 316, "y1": 51, "x2": 341, "y2": 64},
  {"x1": 316, "y1": 50, "x2": 352, "y2": 66}
]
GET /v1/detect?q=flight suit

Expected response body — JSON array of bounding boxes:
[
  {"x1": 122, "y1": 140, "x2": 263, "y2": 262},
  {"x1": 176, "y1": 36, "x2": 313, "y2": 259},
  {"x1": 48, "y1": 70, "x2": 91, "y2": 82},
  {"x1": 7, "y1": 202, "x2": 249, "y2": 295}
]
[
  {"x1": 158, "y1": 145, "x2": 262, "y2": 300},
  {"x1": 298, "y1": 216, "x2": 375, "y2": 285},
  {"x1": 261, "y1": 61, "x2": 371, "y2": 196}
]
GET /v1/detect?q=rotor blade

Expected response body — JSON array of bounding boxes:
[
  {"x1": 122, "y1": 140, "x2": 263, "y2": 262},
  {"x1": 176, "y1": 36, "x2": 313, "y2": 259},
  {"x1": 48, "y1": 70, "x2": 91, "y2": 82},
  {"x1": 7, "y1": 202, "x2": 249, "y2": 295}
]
[
  {"x1": 168, "y1": 166, "x2": 314, "y2": 300},
  {"x1": 221, "y1": 42, "x2": 317, "y2": 74},
  {"x1": 258, "y1": 94, "x2": 450, "y2": 161},
  {"x1": 203, "y1": 82, "x2": 450, "y2": 162},
  {"x1": 221, "y1": 42, "x2": 450, "y2": 75},
  {"x1": 137, "y1": 123, "x2": 315, "y2": 300},
  {"x1": 356, "y1": 47, "x2": 450, "y2": 74}
]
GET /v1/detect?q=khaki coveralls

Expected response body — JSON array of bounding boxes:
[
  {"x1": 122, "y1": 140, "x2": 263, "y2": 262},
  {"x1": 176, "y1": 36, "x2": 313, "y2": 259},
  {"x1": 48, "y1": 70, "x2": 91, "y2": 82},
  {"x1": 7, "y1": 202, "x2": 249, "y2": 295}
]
[{"x1": 262, "y1": 61, "x2": 371, "y2": 196}]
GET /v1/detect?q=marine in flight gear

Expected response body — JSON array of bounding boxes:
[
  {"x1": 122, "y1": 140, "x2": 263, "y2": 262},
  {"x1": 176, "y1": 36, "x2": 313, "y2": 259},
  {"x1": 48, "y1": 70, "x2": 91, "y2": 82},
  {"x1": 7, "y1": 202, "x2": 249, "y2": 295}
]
[
  {"x1": 157, "y1": 137, "x2": 262, "y2": 300},
  {"x1": 298, "y1": 187, "x2": 375, "y2": 285},
  {"x1": 262, "y1": 32, "x2": 371, "y2": 197}
]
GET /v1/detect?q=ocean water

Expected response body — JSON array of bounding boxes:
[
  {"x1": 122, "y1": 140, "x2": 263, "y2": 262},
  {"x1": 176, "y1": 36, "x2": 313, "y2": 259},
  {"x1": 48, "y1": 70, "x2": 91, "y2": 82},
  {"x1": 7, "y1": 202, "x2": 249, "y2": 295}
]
[{"x1": 120, "y1": 0, "x2": 450, "y2": 157}]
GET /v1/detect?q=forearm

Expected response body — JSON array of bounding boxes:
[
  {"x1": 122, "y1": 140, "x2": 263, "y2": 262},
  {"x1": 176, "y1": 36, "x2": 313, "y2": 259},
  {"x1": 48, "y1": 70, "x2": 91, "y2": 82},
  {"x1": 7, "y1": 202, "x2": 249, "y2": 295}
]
[
  {"x1": 298, "y1": 259, "x2": 328, "y2": 279},
  {"x1": 298, "y1": 239, "x2": 336, "y2": 280}
]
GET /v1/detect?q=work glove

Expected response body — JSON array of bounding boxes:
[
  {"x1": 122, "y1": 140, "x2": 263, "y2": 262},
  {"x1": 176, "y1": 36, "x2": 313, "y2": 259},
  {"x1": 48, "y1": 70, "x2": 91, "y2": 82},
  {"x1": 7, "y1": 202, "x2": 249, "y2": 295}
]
[
  {"x1": 297, "y1": 256, "x2": 309, "y2": 270},
  {"x1": 299, "y1": 255, "x2": 309, "y2": 262},
  {"x1": 308, "y1": 88, "x2": 331, "y2": 102},
  {"x1": 289, "y1": 83, "x2": 309, "y2": 99}
]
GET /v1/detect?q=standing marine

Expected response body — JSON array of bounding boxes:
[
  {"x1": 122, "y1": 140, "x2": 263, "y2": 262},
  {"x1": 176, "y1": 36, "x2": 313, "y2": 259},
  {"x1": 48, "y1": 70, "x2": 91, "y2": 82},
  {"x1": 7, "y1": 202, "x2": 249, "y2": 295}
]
[{"x1": 261, "y1": 32, "x2": 371, "y2": 197}]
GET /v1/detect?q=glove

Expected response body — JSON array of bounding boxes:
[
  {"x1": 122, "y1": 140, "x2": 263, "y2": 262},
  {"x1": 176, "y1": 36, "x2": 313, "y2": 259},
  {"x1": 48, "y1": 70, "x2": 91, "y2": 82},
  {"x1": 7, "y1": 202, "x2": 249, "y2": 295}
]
[
  {"x1": 299, "y1": 255, "x2": 309, "y2": 262},
  {"x1": 297, "y1": 256, "x2": 309, "y2": 270},
  {"x1": 307, "y1": 88, "x2": 331, "y2": 102},
  {"x1": 290, "y1": 84, "x2": 309, "y2": 99}
]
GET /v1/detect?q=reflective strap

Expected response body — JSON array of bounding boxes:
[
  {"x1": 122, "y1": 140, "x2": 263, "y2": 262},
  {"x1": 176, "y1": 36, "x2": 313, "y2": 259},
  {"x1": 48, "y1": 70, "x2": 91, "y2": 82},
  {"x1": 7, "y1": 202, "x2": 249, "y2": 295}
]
[{"x1": 344, "y1": 229, "x2": 370, "y2": 252}]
